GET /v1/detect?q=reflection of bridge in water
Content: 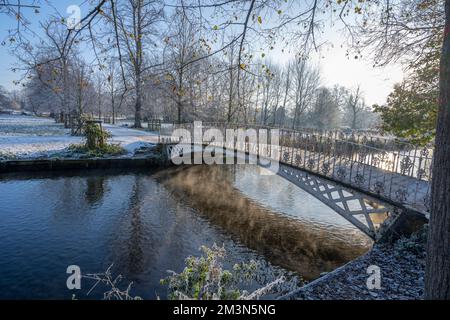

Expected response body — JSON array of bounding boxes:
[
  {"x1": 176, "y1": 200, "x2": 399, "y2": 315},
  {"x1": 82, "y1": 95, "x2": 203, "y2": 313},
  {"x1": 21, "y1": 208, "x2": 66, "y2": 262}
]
[
  {"x1": 156, "y1": 122, "x2": 431, "y2": 241},
  {"x1": 156, "y1": 165, "x2": 371, "y2": 281}
]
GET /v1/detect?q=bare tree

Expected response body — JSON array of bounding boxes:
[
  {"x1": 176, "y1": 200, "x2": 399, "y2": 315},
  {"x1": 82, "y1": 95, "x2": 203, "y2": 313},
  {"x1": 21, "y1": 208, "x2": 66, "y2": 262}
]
[
  {"x1": 345, "y1": 85, "x2": 366, "y2": 129},
  {"x1": 278, "y1": 62, "x2": 291, "y2": 127},
  {"x1": 309, "y1": 87, "x2": 340, "y2": 130},
  {"x1": 164, "y1": 4, "x2": 199, "y2": 123},
  {"x1": 106, "y1": 0, "x2": 164, "y2": 127},
  {"x1": 290, "y1": 58, "x2": 320, "y2": 129},
  {"x1": 0, "y1": 85, "x2": 12, "y2": 110}
]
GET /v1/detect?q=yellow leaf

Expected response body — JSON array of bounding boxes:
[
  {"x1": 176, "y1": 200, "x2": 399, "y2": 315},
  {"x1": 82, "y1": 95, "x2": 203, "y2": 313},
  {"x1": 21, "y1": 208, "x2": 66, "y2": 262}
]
[{"x1": 257, "y1": 16, "x2": 262, "y2": 24}]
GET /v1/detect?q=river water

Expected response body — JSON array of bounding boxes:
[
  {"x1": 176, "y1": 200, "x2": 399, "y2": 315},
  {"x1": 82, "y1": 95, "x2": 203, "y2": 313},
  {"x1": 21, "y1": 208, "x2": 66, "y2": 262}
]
[{"x1": 0, "y1": 165, "x2": 371, "y2": 299}]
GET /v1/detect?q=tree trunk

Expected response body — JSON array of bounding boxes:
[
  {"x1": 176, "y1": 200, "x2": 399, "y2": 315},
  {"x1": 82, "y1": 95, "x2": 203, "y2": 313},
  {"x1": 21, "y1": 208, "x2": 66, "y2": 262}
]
[
  {"x1": 227, "y1": 62, "x2": 234, "y2": 123},
  {"x1": 352, "y1": 110, "x2": 357, "y2": 129},
  {"x1": 292, "y1": 106, "x2": 298, "y2": 130},
  {"x1": 98, "y1": 94, "x2": 102, "y2": 120},
  {"x1": 133, "y1": 0, "x2": 143, "y2": 128},
  {"x1": 425, "y1": 0, "x2": 450, "y2": 300},
  {"x1": 177, "y1": 67, "x2": 183, "y2": 124},
  {"x1": 62, "y1": 58, "x2": 69, "y2": 113},
  {"x1": 177, "y1": 98, "x2": 182, "y2": 124},
  {"x1": 111, "y1": 93, "x2": 116, "y2": 125},
  {"x1": 134, "y1": 78, "x2": 142, "y2": 128}
]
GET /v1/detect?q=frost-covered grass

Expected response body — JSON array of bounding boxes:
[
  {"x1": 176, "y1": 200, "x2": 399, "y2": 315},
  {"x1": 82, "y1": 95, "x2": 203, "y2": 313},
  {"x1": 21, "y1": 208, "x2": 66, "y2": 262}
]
[
  {"x1": 67, "y1": 143, "x2": 126, "y2": 158},
  {"x1": 0, "y1": 115, "x2": 81, "y2": 159},
  {"x1": 0, "y1": 115, "x2": 158, "y2": 160},
  {"x1": 0, "y1": 115, "x2": 67, "y2": 136},
  {"x1": 0, "y1": 150, "x2": 16, "y2": 161}
]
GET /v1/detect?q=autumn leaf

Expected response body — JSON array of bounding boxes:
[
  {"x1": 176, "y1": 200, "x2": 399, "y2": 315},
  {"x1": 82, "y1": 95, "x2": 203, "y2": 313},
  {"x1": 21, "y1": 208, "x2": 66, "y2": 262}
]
[{"x1": 257, "y1": 16, "x2": 262, "y2": 24}]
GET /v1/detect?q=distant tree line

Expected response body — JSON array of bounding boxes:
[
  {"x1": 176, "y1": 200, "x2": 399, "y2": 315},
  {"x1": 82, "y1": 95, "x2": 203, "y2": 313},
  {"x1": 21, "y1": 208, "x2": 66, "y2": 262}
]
[{"x1": 0, "y1": 0, "x2": 378, "y2": 131}]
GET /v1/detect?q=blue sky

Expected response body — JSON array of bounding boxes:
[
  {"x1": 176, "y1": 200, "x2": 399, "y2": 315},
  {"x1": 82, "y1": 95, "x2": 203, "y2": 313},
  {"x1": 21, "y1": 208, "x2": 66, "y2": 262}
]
[
  {"x1": 0, "y1": 0, "x2": 405, "y2": 106},
  {"x1": 0, "y1": 0, "x2": 90, "y2": 90}
]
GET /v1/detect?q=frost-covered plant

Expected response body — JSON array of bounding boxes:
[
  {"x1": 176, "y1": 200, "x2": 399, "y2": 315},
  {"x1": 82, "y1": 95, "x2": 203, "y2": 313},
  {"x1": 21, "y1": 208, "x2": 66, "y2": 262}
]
[
  {"x1": 83, "y1": 121, "x2": 111, "y2": 150},
  {"x1": 160, "y1": 244, "x2": 284, "y2": 300},
  {"x1": 0, "y1": 151, "x2": 16, "y2": 161},
  {"x1": 394, "y1": 224, "x2": 428, "y2": 257},
  {"x1": 68, "y1": 143, "x2": 125, "y2": 158},
  {"x1": 66, "y1": 121, "x2": 125, "y2": 157},
  {"x1": 81, "y1": 264, "x2": 142, "y2": 300}
]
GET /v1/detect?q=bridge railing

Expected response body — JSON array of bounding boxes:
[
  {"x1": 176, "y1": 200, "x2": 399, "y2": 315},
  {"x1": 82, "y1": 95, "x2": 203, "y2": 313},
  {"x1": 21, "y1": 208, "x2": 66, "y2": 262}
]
[
  {"x1": 198, "y1": 122, "x2": 427, "y2": 151},
  {"x1": 168, "y1": 122, "x2": 432, "y2": 212},
  {"x1": 171, "y1": 122, "x2": 432, "y2": 178}
]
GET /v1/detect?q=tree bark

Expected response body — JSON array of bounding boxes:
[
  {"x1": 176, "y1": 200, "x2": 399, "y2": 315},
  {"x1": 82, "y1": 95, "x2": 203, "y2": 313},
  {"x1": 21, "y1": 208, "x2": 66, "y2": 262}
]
[
  {"x1": 133, "y1": 0, "x2": 143, "y2": 128},
  {"x1": 62, "y1": 57, "x2": 69, "y2": 113},
  {"x1": 110, "y1": 71, "x2": 116, "y2": 125},
  {"x1": 177, "y1": 67, "x2": 183, "y2": 124},
  {"x1": 227, "y1": 49, "x2": 235, "y2": 123},
  {"x1": 112, "y1": 94, "x2": 116, "y2": 125},
  {"x1": 134, "y1": 74, "x2": 142, "y2": 128},
  {"x1": 425, "y1": 0, "x2": 450, "y2": 300}
]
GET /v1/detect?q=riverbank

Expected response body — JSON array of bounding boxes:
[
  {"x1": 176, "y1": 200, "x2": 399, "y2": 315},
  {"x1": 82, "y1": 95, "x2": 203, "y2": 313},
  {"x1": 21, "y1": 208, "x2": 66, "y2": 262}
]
[
  {"x1": 281, "y1": 231, "x2": 426, "y2": 300},
  {"x1": 0, "y1": 115, "x2": 159, "y2": 160},
  {"x1": 0, "y1": 156, "x2": 164, "y2": 173}
]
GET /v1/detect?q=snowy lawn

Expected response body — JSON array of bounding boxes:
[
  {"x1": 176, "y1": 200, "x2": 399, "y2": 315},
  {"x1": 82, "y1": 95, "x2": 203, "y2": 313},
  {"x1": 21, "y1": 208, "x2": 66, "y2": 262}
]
[{"x1": 0, "y1": 115, "x2": 158, "y2": 160}]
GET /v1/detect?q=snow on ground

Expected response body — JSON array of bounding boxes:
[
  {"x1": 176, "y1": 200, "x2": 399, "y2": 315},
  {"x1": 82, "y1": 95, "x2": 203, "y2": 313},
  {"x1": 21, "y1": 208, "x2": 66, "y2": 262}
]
[
  {"x1": 0, "y1": 115, "x2": 68, "y2": 136},
  {"x1": 0, "y1": 115, "x2": 158, "y2": 160},
  {"x1": 105, "y1": 124, "x2": 159, "y2": 153}
]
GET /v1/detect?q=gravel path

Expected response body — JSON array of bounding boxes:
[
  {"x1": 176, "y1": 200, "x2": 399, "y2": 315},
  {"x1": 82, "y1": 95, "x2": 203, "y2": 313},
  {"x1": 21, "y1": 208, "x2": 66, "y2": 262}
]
[{"x1": 281, "y1": 244, "x2": 425, "y2": 300}]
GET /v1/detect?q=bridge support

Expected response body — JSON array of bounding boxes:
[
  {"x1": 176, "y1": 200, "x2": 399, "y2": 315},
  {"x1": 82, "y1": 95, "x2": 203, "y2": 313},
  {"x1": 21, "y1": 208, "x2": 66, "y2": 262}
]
[{"x1": 278, "y1": 165, "x2": 402, "y2": 241}]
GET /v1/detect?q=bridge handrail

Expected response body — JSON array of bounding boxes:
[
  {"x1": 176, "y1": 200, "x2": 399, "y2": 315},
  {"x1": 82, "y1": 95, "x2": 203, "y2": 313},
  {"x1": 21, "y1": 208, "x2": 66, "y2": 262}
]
[
  {"x1": 192, "y1": 121, "x2": 429, "y2": 150},
  {"x1": 163, "y1": 122, "x2": 432, "y2": 212},
  {"x1": 169, "y1": 122, "x2": 433, "y2": 182}
]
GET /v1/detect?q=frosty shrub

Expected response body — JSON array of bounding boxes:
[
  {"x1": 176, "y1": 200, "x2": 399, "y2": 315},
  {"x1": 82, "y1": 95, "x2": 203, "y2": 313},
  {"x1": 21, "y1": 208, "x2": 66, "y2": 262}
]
[
  {"x1": 394, "y1": 224, "x2": 428, "y2": 257},
  {"x1": 83, "y1": 121, "x2": 111, "y2": 150},
  {"x1": 0, "y1": 151, "x2": 16, "y2": 161},
  {"x1": 160, "y1": 244, "x2": 284, "y2": 300},
  {"x1": 68, "y1": 121, "x2": 125, "y2": 157}
]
